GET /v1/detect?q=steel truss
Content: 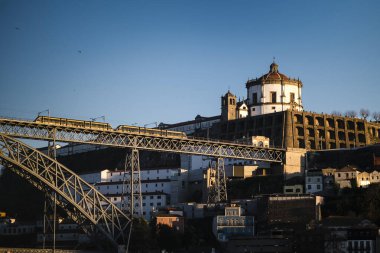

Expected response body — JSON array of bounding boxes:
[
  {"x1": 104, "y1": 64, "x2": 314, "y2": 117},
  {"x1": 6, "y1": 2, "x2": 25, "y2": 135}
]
[
  {"x1": 0, "y1": 118, "x2": 284, "y2": 162},
  {"x1": 122, "y1": 149, "x2": 143, "y2": 217},
  {"x1": 0, "y1": 133, "x2": 131, "y2": 251},
  {"x1": 207, "y1": 158, "x2": 227, "y2": 203}
]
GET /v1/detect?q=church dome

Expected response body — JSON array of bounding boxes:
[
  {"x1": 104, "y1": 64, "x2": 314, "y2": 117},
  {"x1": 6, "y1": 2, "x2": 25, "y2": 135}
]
[
  {"x1": 260, "y1": 62, "x2": 289, "y2": 81},
  {"x1": 246, "y1": 61, "x2": 302, "y2": 88}
]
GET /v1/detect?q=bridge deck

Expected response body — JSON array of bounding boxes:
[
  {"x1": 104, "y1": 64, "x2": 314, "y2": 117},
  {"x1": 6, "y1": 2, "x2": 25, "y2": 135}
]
[{"x1": 0, "y1": 117, "x2": 284, "y2": 162}]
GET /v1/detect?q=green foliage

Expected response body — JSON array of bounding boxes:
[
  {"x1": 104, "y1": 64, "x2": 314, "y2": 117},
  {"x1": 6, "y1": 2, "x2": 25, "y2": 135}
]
[
  {"x1": 129, "y1": 217, "x2": 155, "y2": 253},
  {"x1": 323, "y1": 184, "x2": 380, "y2": 225},
  {"x1": 156, "y1": 224, "x2": 182, "y2": 252},
  {"x1": 362, "y1": 184, "x2": 380, "y2": 224}
]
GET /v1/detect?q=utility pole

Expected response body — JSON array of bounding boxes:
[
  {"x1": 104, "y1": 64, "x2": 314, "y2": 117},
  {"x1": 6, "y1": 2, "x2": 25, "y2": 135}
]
[{"x1": 90, "y1": 116, "x2": 106, "y2": 122}]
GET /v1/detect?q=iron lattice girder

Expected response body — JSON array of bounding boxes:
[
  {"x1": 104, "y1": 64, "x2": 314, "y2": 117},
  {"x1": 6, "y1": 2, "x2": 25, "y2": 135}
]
[
  {"x1": 123, "y1": 149, "x2": 143, "y2": 217},
  {"x1": 216, "y1": 157, "x2": 227, "y2": 202},
  {"x1": 0, "y1": 133, "x2": 131, "y2": 249},
  {"x1": 207, "y1": 158, "x2": 227, "y2": 203},
  {"x1": 0, "y1": 119, "x2": 284, "y2": 162}
]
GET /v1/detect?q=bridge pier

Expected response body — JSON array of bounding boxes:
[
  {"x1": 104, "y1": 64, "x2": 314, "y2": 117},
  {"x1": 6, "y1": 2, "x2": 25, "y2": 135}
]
[
  {"x1": 122, "y1": 148, "x2": 143, "y2": 218},
  {"x1": 207, "y1": 157, "x2": 227, "y2": 203}
]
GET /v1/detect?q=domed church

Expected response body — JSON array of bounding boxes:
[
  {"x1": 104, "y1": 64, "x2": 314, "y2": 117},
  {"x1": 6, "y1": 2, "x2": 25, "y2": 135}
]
[
  {"x1": 246, "y1": 61, "x2": 303, "y2": 116},
  {"x1": 217, "y1": 61, "x2": 379, "y2": 150}
]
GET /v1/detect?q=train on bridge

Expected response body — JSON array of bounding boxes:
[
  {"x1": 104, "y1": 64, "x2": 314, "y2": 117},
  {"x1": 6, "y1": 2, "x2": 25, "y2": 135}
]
[{"x1": 34, "y1": 116, "x2": 187, "y2": 139}]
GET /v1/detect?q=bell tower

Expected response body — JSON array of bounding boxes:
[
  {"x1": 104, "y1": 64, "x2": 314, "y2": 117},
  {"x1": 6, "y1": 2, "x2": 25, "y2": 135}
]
[{"x1": 221, "y1": 91, "x2": 237, "y2": 121}]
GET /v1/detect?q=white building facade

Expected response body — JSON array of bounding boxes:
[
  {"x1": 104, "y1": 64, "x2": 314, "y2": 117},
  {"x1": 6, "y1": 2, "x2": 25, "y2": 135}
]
[
  {"x1": 246, "y1": 62, "x2": 303, "y2": 116},
  {"x1": 305, "y1": 170, "x2": 323, "y2": 193},
  {"x1": 80, "y1": 167, "x2": 187, "y2": 220}
]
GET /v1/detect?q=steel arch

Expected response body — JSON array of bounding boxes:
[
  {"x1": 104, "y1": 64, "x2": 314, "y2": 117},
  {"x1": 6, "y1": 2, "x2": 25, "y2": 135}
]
[{"x1": 0, "y1": 133, "x2": 131, "y2": 250}]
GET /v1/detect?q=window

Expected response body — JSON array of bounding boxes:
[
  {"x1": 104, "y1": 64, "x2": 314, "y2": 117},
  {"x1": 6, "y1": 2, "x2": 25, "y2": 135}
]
[
  {"x1": 252, "y1": 93, "x2": 258, "y2": 104},
  {"x1": 271, "y1": 92, "x2": 277, "y2": 103},
  {"x1": 290, "y1": 92, "x2": 295, "y2": 102},
  {"x1": 150, "y1": 196, "x2": 154, "y2": 199},
  {"x1": 252, "y1": 108, "x2": 256, "y2": 112},
  {"x1": 157, "y1": 196, "x2": 161, "y2": 199},
  {"x1": 317, "y1": 185, "x2": 321, "y2": 189},
  {"x1": 308, "y1": 185, "x2": 311, "y2": 189},
  {"x1": 338, "y1": 173, "x2": 341, "y2": 177},
  {"x1": 143, "y1": 203, "x2": 146, "y2": 206},
  {"x1": 150, "y1": 203, "x2": 153, "y2": 206}
]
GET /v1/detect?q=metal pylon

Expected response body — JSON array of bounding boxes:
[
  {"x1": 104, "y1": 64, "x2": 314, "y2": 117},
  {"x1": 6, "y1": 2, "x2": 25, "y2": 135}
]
[
  {"x1": 122, "y1": 148, "x2": 143, "y2": 218},
  {"x1": 43, "y1": 132, "x2": 57, "y2": 250},
  {"x1": 207, "y1": 157, "x2": 227, "y2": 203},
  {"x1": 42, "y1": 192, "x2": 55, "y2": 248},
  {"x1": 207, "y1": 163, "x2": 217, "y2": 203}
]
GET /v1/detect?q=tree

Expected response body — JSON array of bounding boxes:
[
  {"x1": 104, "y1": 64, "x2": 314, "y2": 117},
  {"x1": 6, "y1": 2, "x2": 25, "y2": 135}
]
[
  {"x1": 360, "y1": 109, "x2": 370, "y2": 120},
  {"x1": 156, "y1": 224, "x2": 182, "y2": 252},
  {"x1": 345, "y1": 110, "x2": 357, "y2": 118},
  {"x1": 373, "y1": 112, "x2": 380, "y2": 122},
  {"x1": 183, "y1": 223, "x2": 200, "y2": 249},
  {"x1": 331, "y1": 111, "x2": 342, "y2": 116},
  {"x1": 363, "y1": 184, "x2": 380, "y2": 224},
  {"x1": 129, "y1": 217, "x2": 155, "y2": 253}
]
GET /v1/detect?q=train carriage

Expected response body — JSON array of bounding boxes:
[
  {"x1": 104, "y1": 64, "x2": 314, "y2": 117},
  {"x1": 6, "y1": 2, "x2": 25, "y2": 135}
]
[
  {"x1": 34, "y1": 116, "x2": 112, "y2": 130},
  {"x1": 116, "y1": 125, "x2": 186, "y2": 139}
]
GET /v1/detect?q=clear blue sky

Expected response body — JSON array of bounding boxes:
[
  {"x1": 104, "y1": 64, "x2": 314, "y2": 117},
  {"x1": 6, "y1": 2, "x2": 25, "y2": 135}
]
[{"x1": 1, "y1": 0, "x2": 379, "y2": 127}]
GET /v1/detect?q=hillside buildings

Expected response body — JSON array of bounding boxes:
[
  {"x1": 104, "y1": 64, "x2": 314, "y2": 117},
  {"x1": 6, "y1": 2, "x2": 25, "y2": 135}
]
[
  {"x1": 80, "y1": 168, "x2": 188, "y2": 220},
  {"x1": 213, "y1": 205, "x2": 254, "y2": 242}
]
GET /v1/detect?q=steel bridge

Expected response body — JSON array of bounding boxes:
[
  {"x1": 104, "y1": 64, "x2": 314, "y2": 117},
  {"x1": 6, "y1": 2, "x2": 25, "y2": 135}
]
[
  {"x1": 0, "y1": 116, "x2": 285, "y2": 251},
  {"x1": 0, "y1": 117, "x2": 284, "y2": 162},
  {"x1": 0, "y1": 133, "x2": 130, "y2": 251}
]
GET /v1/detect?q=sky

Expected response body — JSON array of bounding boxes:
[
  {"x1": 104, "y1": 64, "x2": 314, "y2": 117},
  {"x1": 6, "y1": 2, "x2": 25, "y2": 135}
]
[{"x1": 0, "y1": 0, "x2": 379, "y2": 128}]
